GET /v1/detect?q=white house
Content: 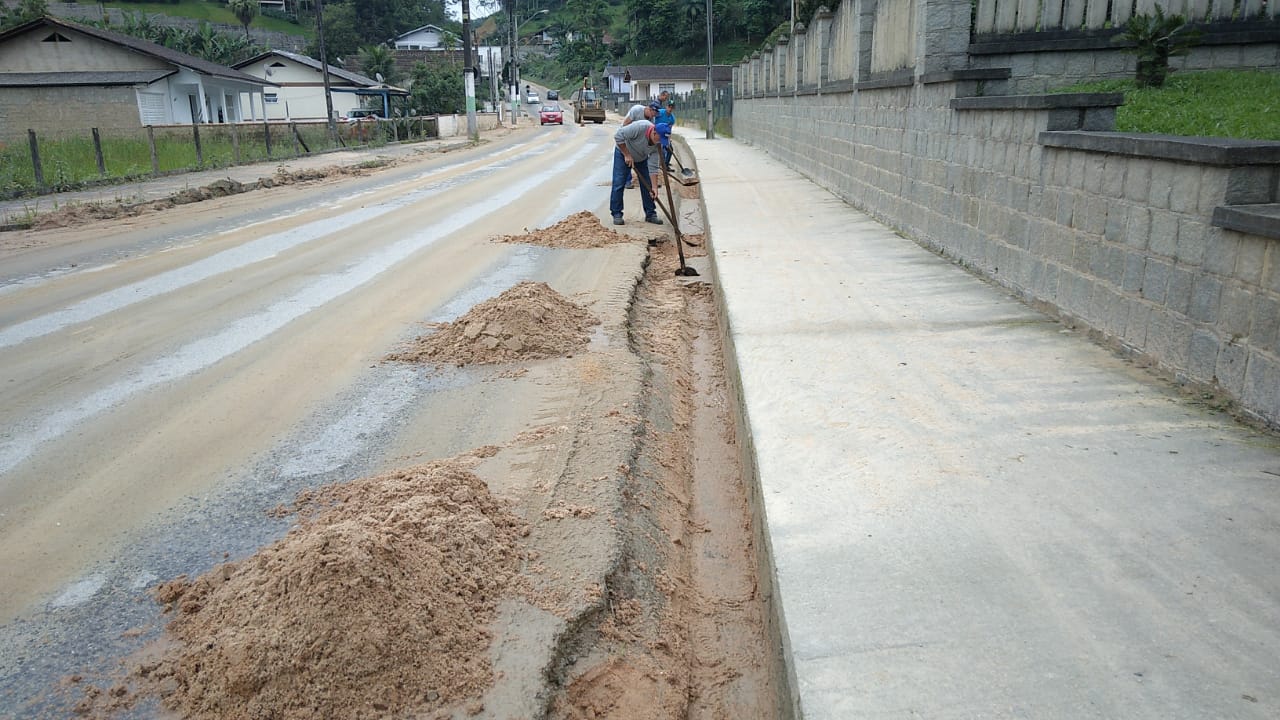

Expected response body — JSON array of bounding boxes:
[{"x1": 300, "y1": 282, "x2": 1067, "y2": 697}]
[
  {"x1": 393, "y1": 25, "x2": 453, "y2": 51},
  {"x1": 605, "y1": 64, "x2": 734, "y2": 102},
  {"x1": 233, "y1": 50, "x2": 407, "y2": 121},
  {"x1": 0, "y1": 16, "x2": 272, "y2": 143}
]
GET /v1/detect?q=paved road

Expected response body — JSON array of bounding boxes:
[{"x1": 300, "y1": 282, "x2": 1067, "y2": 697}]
[{"x1": 0, "y1": 118, "x2": 641, "y2": 717}]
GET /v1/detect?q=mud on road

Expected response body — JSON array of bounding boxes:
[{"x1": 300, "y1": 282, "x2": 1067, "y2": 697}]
[{"x1": 41, "y1": 165, "x2": 781, "y2": 719}]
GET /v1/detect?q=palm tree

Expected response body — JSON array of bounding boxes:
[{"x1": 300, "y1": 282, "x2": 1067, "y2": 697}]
[
  {"x1": 357, "y1": 44, "x2": 398, "y2": 85},
  {"x1": 228, "y1": 0, "x2": 259, "y2": 41}
]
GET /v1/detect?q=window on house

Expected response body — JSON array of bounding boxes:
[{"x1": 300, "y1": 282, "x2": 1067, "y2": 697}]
[
  {"x1": 659, "y1": 83, "x2": 675, "y2": 96},
  {"x1": 42, "y1": 32, "x2": 71, "y2": 43},
  {"x1": 692, "y1": 82, "x2": 702, "y2": 91},
  {"x1": 265, "y1": 93, "x2": 279, "y2": 104}
]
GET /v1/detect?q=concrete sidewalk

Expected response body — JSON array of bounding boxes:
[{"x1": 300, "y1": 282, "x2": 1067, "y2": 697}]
[{"x1": 689, "y1": 134, "x2": 1280, "y2": 719}]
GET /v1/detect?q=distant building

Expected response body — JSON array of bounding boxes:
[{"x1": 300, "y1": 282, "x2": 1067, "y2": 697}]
[
  {"x1": 392, "y1": 25, "x2": 452, "y2": 51},
  {"x1": 234, "y1": 49, "x2": 406, "y2": 121},
  {"x1": 605, "y1": 64, "x2": 733, "y2": 101},
  {"x1": 0, "y1": 15, "x2": 271, "y2": 142}
]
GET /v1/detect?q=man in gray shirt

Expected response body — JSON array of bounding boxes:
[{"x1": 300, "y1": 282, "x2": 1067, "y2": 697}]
[
  {"x1": 623, "y1": 100, "x2": 660, "y2": 126},
  {"x1": 621, "y1": 101, "x2": 660, "y2": 188},
  {"x1": 610, "y1": 119, "x2": 663, "y2": 226}
]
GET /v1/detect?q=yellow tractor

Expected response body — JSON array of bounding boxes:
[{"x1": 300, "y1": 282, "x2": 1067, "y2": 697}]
[{"x1": 572, "y1": 77, "x2": 606, "y2": 125}]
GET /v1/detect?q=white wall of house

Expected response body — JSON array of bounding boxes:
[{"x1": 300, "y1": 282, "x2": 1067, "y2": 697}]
[
  {"x1": 0, "y1": 23, "x2": 169, "y2": 72},
  {"x1": 236, "y1": 56, "x2": 363, "y2": 121},
  {"x1": 629, "y1": 79, "x2": 702, "y2": 101},
  {"x1": 394, "y1": 25, "x2": 446, "y2": 50}
]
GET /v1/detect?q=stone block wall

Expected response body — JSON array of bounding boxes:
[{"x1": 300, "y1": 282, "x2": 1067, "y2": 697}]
[
  {"x1": 733, "y1": 83, "x2": 1280, "y2": 427},
  {"x1": 0, "y1": 85, "x2": 140, "y2": 143}
]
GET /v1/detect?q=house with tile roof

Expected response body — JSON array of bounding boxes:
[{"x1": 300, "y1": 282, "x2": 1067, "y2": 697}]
[
  {"x1": 0, "y1": 15, "x2": 273, "y2": 143},
  {"x1": 604, "y1": 64, "x2": 733, "y2": 102},
  {"x1": 233, "y1": 49, "x2": 407, "y2": 121}
]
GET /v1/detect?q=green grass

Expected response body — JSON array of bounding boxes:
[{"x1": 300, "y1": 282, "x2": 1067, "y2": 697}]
[
  {"x1": 0, "y1": 122, "x2": 427, "y2": 198},
  {"x1": 99, "y1": 1, "x2": 311, "y2": 36},
  {"x1": 1054, "y1": 70, "x2": 1280, "y2": 140}
]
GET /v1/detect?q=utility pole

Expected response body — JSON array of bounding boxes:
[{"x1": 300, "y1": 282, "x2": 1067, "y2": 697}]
[
  {"x1": 462, "y1": 0, "x2": 479, "y2": 141},
  {"x1": 509, "y1": 2, "x2": 518, "y2": 125},
  {"x1": 705, "y1": 0, "x2": 714, "y2": 139},
  {"x1": 316, "y1": 0, "x2": 337, "y2": 142}
]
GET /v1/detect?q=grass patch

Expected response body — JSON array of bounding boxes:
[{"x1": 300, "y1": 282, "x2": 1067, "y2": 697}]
[
  {"x1": 1054, "y1": 70, "x2": 1280, "y2": 140},
  {"x1": 0, "y1": 121, "x2": 428, "y2": 198},
  {"x1": 100, "y1": 1, "x2": 310, "y2": 36}
]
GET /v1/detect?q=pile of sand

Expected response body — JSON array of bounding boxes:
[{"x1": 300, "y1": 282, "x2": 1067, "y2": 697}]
[
  {"x1": 141, "y1": 461, "x2": 529, "y2": 719},
  {"x1": 496, "y1": 211, "x2": 634, "y2": 248},
  {"x1": 389, "y1": 281, "x2": 598, "y2": 366}
]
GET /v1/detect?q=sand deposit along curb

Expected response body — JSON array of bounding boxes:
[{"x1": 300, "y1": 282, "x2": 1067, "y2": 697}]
[{"x1": 58, "y1": 157, "x2": 783, "y2": 719}]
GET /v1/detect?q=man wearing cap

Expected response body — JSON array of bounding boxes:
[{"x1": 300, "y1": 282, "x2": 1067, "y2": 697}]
[
  {"x1": 620, "y1": 101, "x2": 661, "y2": 188},
  {"x1": 611, "y1": 119, "x2": 664, "y2": 226},
  {"x1": 651, "y1": 122, "x2": 673, "y2": 189},
  {"x1": 623, "y1": 100, "x2": 660, "y2": 126}
]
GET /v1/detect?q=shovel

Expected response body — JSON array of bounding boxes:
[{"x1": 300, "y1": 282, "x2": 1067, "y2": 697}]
[
  {"x1": 667, "y1": 146, "x2": 699, "y2": 186},
  {"x1": 634, "y1": 165, "x2": 699, "y2": 277}
]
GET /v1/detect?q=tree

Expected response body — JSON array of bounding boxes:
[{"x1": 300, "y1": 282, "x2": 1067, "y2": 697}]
[
  {"x1": 409, "y1": 59, "x2": 465, "y2": 115},
  {"x1": 228, "y1": 0, "x2": 259, "y2": 40},
  {"x1": 0, "y1": 0, "x2": 48, "y2": 33},
  {"x1": 1115, "y1": 4, "x2": 1201, "y2": 88},
  {"x1": 357, "y1": 44, "x2": 399, "y2": 84}
]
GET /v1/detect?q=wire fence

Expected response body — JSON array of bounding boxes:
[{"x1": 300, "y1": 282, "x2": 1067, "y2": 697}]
[
  {"x1": 0, "y1": 117, "x2": 440, "y2": 200},
  {"x1": 670, "y1": 86, "x2": 734, "y2": 137}
]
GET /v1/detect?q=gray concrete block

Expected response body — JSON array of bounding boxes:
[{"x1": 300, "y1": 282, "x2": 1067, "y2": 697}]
[
  {"x1": 1142, "y1": 259, "x2": 1172, "y2": 304},
  {"x1": 1219, "y1": 285, "x2": 1255, "y2": 340},
  {"x1": 1084, "y1": 195, "x2": 1108, "y2": 236},
  {"x1": 1148, "y1": 210, "x2": 1178, "y2": 258},
  {"x1": 1149, "y1": 312, "x2": 1194, "y2": 368},
  {"x1": 1099, "y1": 244, "x2": 1125, "y2": 287},
  {"x1": 1169, "y1": 165, "x2": 1202, "y2": 215},
  {"x1": 1167, "y1": 266, "x2": 1195, "y2": 316},
  {"x1": 1122, "y1": 251, "x2": 1147, "y2": 294},
  {"x1": 1084, "y1": 155, "x2": 1105, "y2": 194},
  {"x1": 1254, "y1": 294, "x2": 1280, "y2": 354},
  {"x1": 1149, "y1": 162, "x2": 1174, "y2": 209},
  {"x1": 1176, "y1": 219, "x2": 1209, "y2": 266},
  {"x1": 1105, "y1": 201, "x2": 1128, "y2": 243},
  {"x1": 1243, "y1": 351, "x2": 1280, "y2": 427},
  {"x1": 1082, "y1": 107, "x2": 1117, "y2": 131},
  {"x1": 1102, "y1": 156, "x2": 1127, "y2": 199},
  {"x1": 1235, "y1": 234, "x2": 1268, "y2": 286},
  {"x1": 1069, "y1": 273, "x2": 1095, "y2": 316},
  {"x1": 1057, "y1": 191, "x2": 1076, "y2": 227},
  {"x1": 1095, "y1": 50, "x2": 1129, "y2": 75},
  {"x1": 1123, "y1": 301, "x2": 1151, "y2": 349},
  {"x1": 1092, "y1": 284, "x2": 1121, "y2": 333},
  {"x1": 1126, "y1": 204, "x2": 1157, "y2": 249},
  {"x1": 1068, "y1": 152, "x2": 1087, "y2": 190},
  {"x1": 1203, "y1": 231, "x2": 1241, "y2": 278},
  {"x1": 1217, "y1": 340, "x2": 1249, "y2": 397},
  {"x1": 1125, "y1": 159, "x2": 1152, "y2": 205},
  {"x1": 1074, "y1": 236, "x2": 1098, "y2": 274},
  {"x1": 1189, "y1": 274, "x2": 1223, "y2": 323},
  {"x1": 1187, "y1": 329, "x2": 1222, "y2": 382},
  {"x1": 1008, "y1": 178, "x2": 1031, "y2": 213}
]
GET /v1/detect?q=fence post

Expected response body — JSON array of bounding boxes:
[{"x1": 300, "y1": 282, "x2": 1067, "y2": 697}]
[
  {"x1": 289, "y1": 122, "x2": 299, "y2": 155},
  {"x1": 263, "y1": 119, "x2": 273, "y2": 158},
  {"x1": 147, "y1": 125, "x2": 159, "y2": 175},
  {"x1": 92, "y1": 127, "x2": 106, "y2": 177},
  {"x1": 231, "y1": 122, "x2": 241, "y2": 165},
  {"x1": 27, "y1": 129, "x2": 45, "y2": 189},
  {"x1": 292, "y1": 123, "x2": 311, "y2": 154},
  {"x1": 192, "y1": 122, "x2": 204, "y2": 167}
]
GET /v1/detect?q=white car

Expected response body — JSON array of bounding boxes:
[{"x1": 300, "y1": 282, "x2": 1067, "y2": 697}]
[{"x1": 526, "y1": 91, "x2": 540, "y2": 104}]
